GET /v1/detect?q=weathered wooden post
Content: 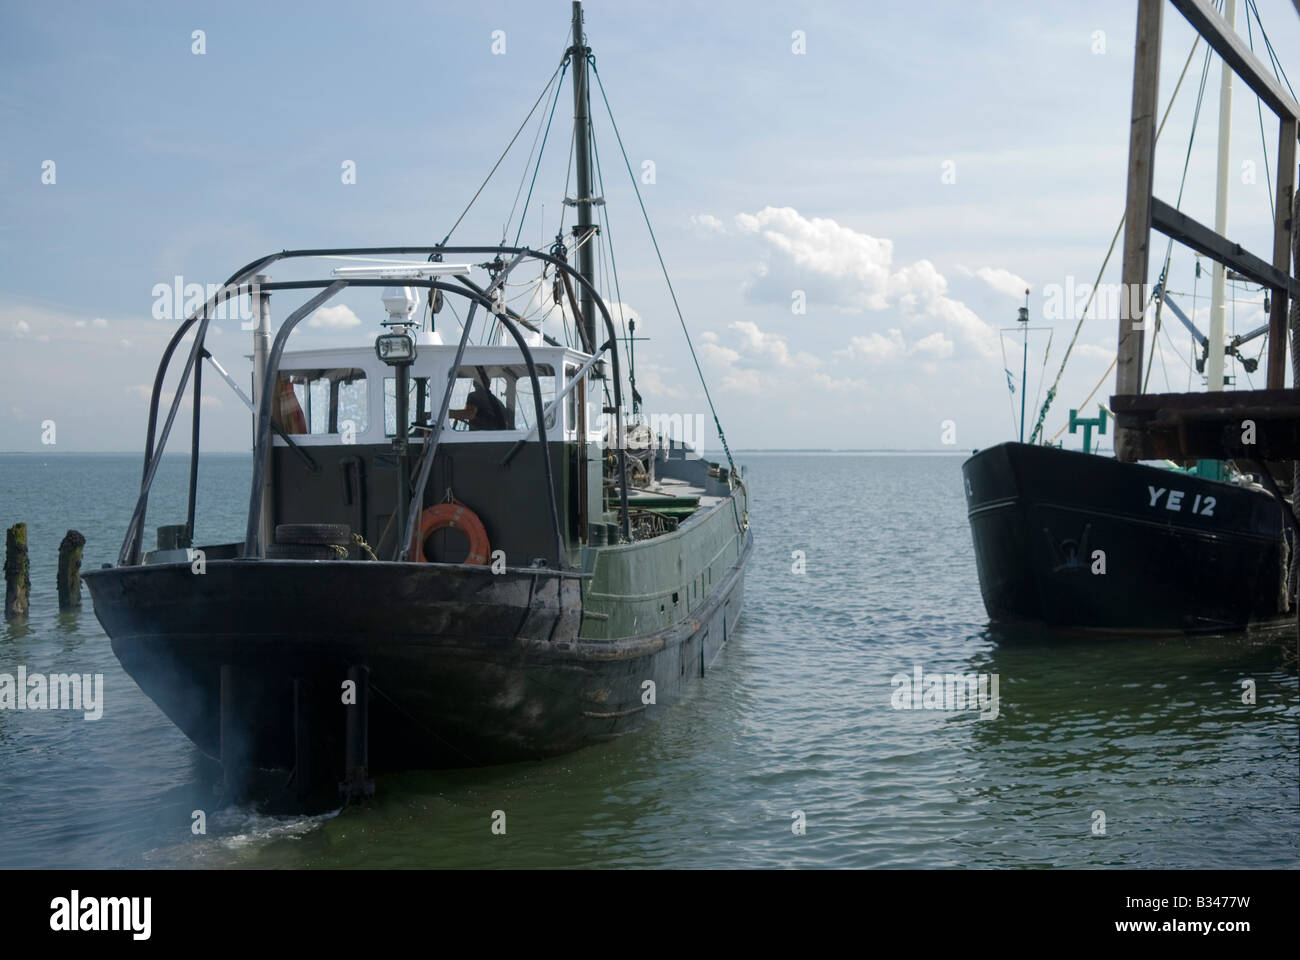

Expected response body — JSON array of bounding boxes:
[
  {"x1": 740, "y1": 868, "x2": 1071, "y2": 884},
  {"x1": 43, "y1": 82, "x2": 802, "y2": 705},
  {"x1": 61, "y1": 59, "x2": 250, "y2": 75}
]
[
  {"x1": 57, "y1": 530, "x2": 85, "y2": 610},
  {"x1": 4, "y1": 522, "x2": 30, "y2": 619},
  {"x1": 1114, "y1": 0, "x2": 1162, "y2": 444}
]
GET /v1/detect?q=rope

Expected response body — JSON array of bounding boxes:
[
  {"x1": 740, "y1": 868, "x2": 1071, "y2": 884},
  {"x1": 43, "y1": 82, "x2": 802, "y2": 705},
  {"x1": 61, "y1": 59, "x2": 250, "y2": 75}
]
[
  {"x1": 351, "y1": 533, "x2": 377, "y2": 561},
  {"x1": 1143, "y1": 39, "x2": 1215, "y2": 393},
  {"x1": 1246, "y1": 0, "x2": 1297, "y2": 102},
  {"x1": 503, "y1": 68, "x2": 559, "y2": 245},
  {"x1": 1031, "y1": 329, "x2": 1053, "y2": 428},
  {"x1": 512, "y1": 59, "x2": 570, "y2": 247},
  {"x1": 589, "y1": 58, "x2": 736, "y2": 478},
  {"x1": 590, "y1": 96, "x2": 637, "y2": 411},
  {"x1": 1050, "y1": 357, "x2": 1118, "y2": 444},
  {"x1": 998, "y1": 331, "x2": 1020, "y2": 436},
  {"x1": 1029, "y1": 31, "x2": 1204, "y2": 444},
  {"x1": 438, "y1": 57, "x2": 567, "y2": 246},
  {"x1": 1244, "y1": 10, "x2": 1276, "y2": 225}
]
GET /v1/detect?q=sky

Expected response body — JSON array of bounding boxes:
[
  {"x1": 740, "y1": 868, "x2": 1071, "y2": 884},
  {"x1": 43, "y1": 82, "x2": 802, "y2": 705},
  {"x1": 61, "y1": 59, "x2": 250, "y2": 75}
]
[{"x1": 1, "y1": 0, "x2": 1297, "y2": 454}]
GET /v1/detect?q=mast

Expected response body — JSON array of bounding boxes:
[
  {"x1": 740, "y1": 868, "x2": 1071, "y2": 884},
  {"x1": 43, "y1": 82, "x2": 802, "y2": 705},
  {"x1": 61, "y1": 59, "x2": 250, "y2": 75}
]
[
  {"x1": 1206, "y1": 0, "x2": 1236, "y2": 394},
  {"x1": 1018, "y1": 294, "x2": 1030, "y2": 443},
  {"x1": 570, "y1": 1, "x2": 598, "y2": 356}
]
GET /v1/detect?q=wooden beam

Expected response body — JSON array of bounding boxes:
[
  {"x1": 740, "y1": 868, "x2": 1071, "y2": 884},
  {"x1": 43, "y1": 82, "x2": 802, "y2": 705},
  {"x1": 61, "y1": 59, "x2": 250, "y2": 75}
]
[
  {"x1": 1117, "y1": 0, "x2": 1163, "y2": 421},
  {"x1": 1267, "y1": 116, "x2": 1297, "y2": 388},
  {"x1": 1151, "y1": 197, "x2": 1300, "y2": 296},
  {"x1": 1110, "y1": 388, "x2": 1300, "y2": 459},
  {"x1": 1169, "y1": 0, "x2": 1300, "y2": 122}
]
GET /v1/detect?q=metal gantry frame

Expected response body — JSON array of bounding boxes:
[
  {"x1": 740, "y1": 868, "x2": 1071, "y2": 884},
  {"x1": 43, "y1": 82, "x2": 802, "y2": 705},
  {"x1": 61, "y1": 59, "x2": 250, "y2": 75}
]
[
  {"x1": 118, "y1": 245, "x2": 635, "y2": 568},
  {"x1": 1115, "y1": 0, "x2": 1299, "y2": 460}
]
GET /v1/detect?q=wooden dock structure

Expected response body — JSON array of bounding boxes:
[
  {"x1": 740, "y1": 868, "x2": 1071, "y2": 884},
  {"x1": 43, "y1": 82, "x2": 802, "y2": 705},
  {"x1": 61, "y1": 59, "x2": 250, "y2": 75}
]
[{"x1": 1111, "y1": 0, "x2": 1300, "y2": 463}]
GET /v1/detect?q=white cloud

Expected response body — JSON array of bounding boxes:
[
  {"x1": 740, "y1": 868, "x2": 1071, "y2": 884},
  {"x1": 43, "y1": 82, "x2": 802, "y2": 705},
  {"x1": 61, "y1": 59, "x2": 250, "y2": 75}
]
[
  {"x1": 958, "y1": 265, "x2": 1031, "y2": 300},
  {"x1": 912, "y1": 331, "x2": 955, "y2": 359},
  {"x1": 812, "y1": 371, "x2": 871, "y2": 393},
  {"x1": 841, "y1": 328, "x2": 954, "y2": 364},
  {"x1": 736, "y1": 206, "x2": 893, "y2": 310},
  {"x1": 606, "y1": 300, "x2": 642, "y2": 333},
  {"x1": 634, "y1": 362, "x2": 687, "y2": 400},
  {"x1": 721, "y1": 368, "x2": 762, "y2": 395},
  {"x1": 843, "y1": 329, "x2": 906, "y2": 363},
  {"x1": 698, "y1": 319, "x2": 860, "y2": 397},
  {"x1": 691, "y1": 213, "x2": 726, "y2": 234},
  {"x1": 728, "y1": 320, "x2": 818, "y2": 369},
  {"x1": 700, "y1": 338, "x2": 740, "y2": 366},
  {"x1": 92, "y1": 317, "x2": 109, "y2": 328},
  {"x1": 734, "y1": 206, "x2": 997, "y2": 358},
  {"x1": 13, "y1": 320, "x2": 30, "y2": 337},
  {"x1": 308, "y1": 305, "x2": 362, "y2": 329}
]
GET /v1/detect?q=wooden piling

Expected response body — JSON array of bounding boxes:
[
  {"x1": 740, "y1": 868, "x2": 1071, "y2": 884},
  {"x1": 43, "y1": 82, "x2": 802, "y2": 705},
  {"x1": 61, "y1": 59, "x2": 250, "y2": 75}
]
[
  {"x1": 4, "y1": 522, "x2": 30, "y2": 619},
  {"x1": 57, "y1": 529, "x2": 85, "y2": 610}
]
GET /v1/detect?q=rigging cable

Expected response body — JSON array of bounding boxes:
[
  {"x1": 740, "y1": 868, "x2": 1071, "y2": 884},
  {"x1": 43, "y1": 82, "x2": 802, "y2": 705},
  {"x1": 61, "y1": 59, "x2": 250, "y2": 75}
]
[
  {"x1": 589, "y1": 95, "x2": 638, "y2": 412},
  {"x1": 589, "y1": 57, "x2": 737, "y2": 477},
  {"x1": 1244, "y1": 7, "x2": 1275, "y2": 225},
  {"x1": 1142, "y1": 34, "x2": 1216, "y2": 392},
  {"x1": 437, "y1": 54, "x2": 567, "y2": 247},
  {"x1": 503, "y1": 64, "x2": 565, "y2": 246},
  {"x1": 997, "y1": 331, "x2": 1022, "y2": 436},
  {"x1": 1245, "y1": 0, "x2": 1297, "y2": 101},
  {"x1": 512, "y1": 58, "x2": 571, "y2": 248},
  {"x1": 1031, "y1": 329, "x2": 1054, "y2": 427}
]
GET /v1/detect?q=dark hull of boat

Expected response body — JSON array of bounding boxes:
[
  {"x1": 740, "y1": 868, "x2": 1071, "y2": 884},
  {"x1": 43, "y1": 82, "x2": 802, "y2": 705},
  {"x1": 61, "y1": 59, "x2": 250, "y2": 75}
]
[
  {"x1": 962, "y1": 442, "x2": 1288, "y2": 632},
  {"x1": 82, "y1": 532, "x2": 750, "y2": 773}
]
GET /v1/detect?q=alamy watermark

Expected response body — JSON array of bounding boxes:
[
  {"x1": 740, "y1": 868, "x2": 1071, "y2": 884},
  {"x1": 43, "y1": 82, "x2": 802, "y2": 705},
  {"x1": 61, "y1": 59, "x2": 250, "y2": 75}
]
[
  {"x1": 1042, "y1": 278, "x2": 1154, "y2": 326},
  {"x1": 588, "y1": 406, "x2": 709, "y2": 459},
  {"x1": 891, "y1": 664, "x2": 999, "y2": 720},
  {"x1": 151, "y1": 276, "x2": 257, "y2": 323},
  {"x1": 50, "y1": 891, "x2": 150, "y2": 940},
  {"x1": 0, "y1": 667, "x2": 103, "y2": 720}
]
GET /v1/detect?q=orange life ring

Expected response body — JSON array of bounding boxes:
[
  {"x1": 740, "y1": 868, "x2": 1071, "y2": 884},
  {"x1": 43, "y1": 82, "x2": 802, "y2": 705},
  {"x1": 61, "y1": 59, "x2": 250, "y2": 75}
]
[{"x1": 413, "y1": 502, "x2": 491, "y2": 565}]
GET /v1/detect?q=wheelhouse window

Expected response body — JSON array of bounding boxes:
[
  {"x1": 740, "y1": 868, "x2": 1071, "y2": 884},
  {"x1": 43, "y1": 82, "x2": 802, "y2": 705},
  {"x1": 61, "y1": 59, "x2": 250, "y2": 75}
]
[
  {"x1": 383, "y1": 377, "x2": 420, "y2": 437},
  {"x1": 565, "y1": 364, "x2": 581, "y2": 439},
  {"x1": 273, "y1": 368, "x2": 368, "y2": 436},
  {"x1": 449, "y1": 363, "x2": 555, "y2": 433},
  {"x1": 388, "y1": 364, "x2": 557, "y2": 435}
]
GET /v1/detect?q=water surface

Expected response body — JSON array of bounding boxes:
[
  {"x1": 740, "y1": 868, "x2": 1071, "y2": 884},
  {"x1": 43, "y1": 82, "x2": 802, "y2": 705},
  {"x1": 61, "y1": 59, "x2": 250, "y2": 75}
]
[{"x1": 0, "y1": 452, "x2": 1295, "y2": 868}]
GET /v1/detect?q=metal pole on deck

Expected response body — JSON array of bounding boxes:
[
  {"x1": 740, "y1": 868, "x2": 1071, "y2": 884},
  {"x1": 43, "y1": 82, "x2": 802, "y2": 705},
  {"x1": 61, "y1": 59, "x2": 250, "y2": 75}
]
[
  {"x1": 250, "y1": 275, "x2": 273, "y2": 554},
  {"x1": 395, "y1": 364, "x2": 410, "y2": 554}
]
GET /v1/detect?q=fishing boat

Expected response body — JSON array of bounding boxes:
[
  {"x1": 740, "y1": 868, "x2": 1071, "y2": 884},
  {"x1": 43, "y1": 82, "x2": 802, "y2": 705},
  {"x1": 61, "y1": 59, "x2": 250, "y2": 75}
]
[
  {"x1": 963, "y1": 0, "x2": 1295, "y2": 634},
  {"x1": 83, "y1": 2, "x2": 751, "y2": 802},
  {"x1": 964, "y1": 441, "x2": 1288, "y2": 632}
]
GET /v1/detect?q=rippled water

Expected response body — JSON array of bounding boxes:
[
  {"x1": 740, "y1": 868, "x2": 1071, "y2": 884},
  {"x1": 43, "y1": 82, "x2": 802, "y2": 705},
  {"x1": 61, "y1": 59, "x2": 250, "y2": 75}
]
[{"x1": 0, "y1": 452, "x2": 1295, "y2": 868}]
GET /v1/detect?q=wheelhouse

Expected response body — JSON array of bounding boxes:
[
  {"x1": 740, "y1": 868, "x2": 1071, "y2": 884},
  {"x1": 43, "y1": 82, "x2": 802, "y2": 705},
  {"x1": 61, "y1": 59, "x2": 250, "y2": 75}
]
[
  {"x1": 267, "y1": 340, "x2": 603, "y2": 567},
  {"x1": 271, "y1": 343, "x2": 589, "y2": 447},
  {"x1": 117, "y1": 244, "x2": 645, "y2": 575}
]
